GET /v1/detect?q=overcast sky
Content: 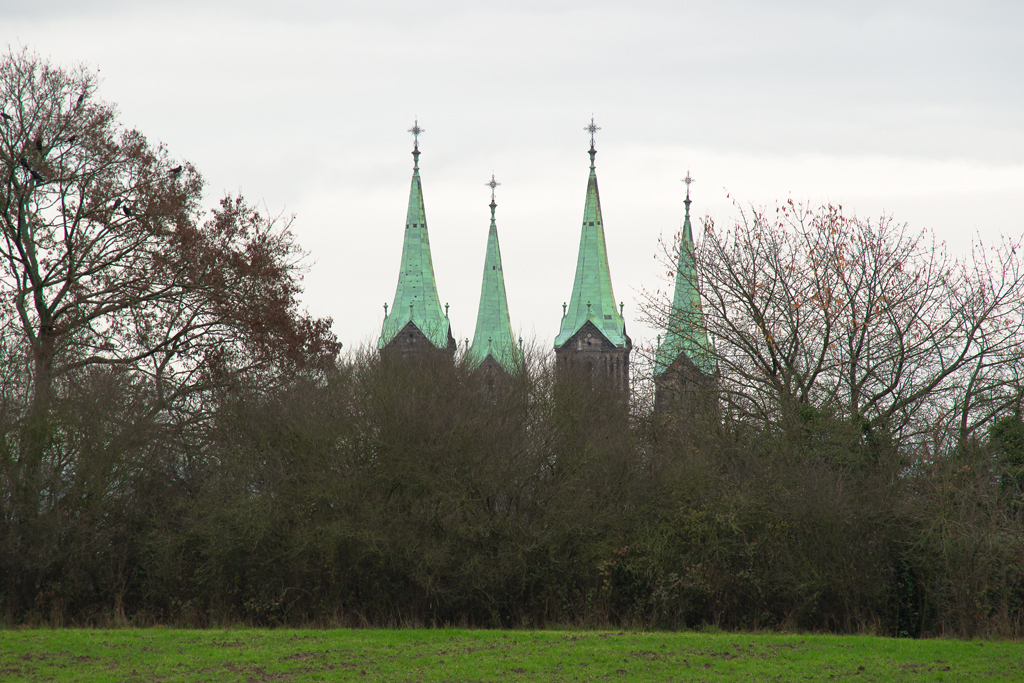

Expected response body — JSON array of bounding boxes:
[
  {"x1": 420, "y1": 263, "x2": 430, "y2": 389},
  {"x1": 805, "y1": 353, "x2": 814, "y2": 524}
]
[{"x1": 6, "y1": 1, "x2": 1024, "y2": 352}]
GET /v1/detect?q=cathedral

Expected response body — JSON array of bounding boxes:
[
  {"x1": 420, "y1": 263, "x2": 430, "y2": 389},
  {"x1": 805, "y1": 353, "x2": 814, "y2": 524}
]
[{"x1": 377, "y1": 119, "x2": 715, "y2": 405}]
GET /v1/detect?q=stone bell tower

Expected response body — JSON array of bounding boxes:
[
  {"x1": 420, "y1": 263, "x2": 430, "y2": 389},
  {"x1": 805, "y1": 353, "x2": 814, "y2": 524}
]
[
  {"x1": 378, "y1": 120, "x2": 457, "y2": 358},
  {"x1": 553, "y1": 119, "x2": 632, "y2": 397},
  {"x1": 654, "y1": 172, "x2": 717, "y2": 415},
  {"x1": 467, "y1": 175, "x2": 522, "y2": 376}
]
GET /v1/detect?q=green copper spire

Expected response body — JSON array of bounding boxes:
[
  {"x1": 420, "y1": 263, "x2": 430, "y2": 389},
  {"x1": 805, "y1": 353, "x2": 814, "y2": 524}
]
[
  {"x1": 655, "y1": 171, "x2": 715, "y2": 376},
  {"x1": 378, "y1": 121, "x2": 452, "y2": 350},
  {"x1": 554, "y1": 119, "x2": 628, "y2": 348},
  {"x1": 468, "y1": 175, "x2": 522, "y2": 372}
]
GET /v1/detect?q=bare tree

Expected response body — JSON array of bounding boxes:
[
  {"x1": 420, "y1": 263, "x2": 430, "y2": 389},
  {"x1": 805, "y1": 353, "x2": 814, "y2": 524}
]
[
  {"x1": 0, "y1": 46, "x2": 340, "y2": 566},
  {"x1": 0, "y1": 47, "x2": 338, "y2": 417},
  {"x1": 643, "y1": 199, "x2": 1024, "y2": 451}
]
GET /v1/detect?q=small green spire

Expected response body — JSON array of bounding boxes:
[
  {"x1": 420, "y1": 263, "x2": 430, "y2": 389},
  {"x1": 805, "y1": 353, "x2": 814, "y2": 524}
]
[
  {"x1": 655, "y1": 171, "x2": 715, "y2": 376},
  {"x1": 378, "y1": 121, "x2": 452, "y2": 350},
  {"x1": 554, "y1": 119, "x2": 628, "y2": 349},
  {"x1": 469, "y1": 174, "x2": 522, "y2": 373}
]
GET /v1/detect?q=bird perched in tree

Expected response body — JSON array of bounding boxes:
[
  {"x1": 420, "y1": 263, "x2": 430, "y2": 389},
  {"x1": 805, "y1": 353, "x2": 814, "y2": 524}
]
[
  {"x1": 112, "y1": 199, "x2": 122, "y2": 210},
  {"x1": 35, "y1": 139, "x2": 43, "y2": 152},
  {"x1": 30, "y1": 170, "x2": 43, "y2": 182},
  {"x1": 169, "y1": 165, "x2": 182, "y2": 175},
  {"x1": 66, "y1": 135, "x2": 76, "y2": 145},
  {"x1": 122, "y1": 206, "x2": 132, "y2": 216},
  {"x1": 0, "y1": 112, "x2": 11, "y2": 122}
]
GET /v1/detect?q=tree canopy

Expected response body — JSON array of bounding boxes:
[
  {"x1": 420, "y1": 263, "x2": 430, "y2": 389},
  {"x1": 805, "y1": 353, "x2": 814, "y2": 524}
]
[
  {"x1": 0, "y1": 47, "x2": 339, "y2": 416},
  {"x1": 644, "y1": 199, "x2": 1024, "y2": 455}
]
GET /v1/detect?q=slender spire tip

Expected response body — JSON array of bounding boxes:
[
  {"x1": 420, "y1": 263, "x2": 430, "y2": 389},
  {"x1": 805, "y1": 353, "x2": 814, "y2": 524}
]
[
  {"x1": 681, "y1": 170, "x2": 694, "y2": 217},
  {"x1": 585, "y1": 116, "x2": 600, "y2": 151},
  {"x1": 585, "y1": 116, "x2": 600, "y2": 169},
  {"x1": 486, "y1": 174, "x2": 500, "y2": 220},
  {"x1": 408, "y1": 118, "x2": 424, "y2": 168}
]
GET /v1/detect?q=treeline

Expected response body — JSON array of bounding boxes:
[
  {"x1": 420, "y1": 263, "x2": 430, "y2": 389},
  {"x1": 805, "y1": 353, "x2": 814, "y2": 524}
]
[
  {"x1": 3, "y1": 47, "x2": 1024, "y2": 636},
  {"x1": 2, "y1": 348, "x2": 1023, "y2": 636}
]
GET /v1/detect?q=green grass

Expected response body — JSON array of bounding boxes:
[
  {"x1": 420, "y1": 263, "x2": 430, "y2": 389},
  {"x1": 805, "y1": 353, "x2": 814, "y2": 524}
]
[{"x1": 0, "y1": 628, "x2": 1018, "y2": 681}]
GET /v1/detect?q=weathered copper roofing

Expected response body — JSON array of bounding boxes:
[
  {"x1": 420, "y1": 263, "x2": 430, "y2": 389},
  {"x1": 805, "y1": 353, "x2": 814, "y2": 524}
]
[
  {"x1": 468, "y1": 176, "x2": 522, "y2": 373},
  {"x1": 655, "y1": 173, "x2": 715, "y2": 376},
  {"x1": 553, "y1": 130, "x2": 628, "y2": 349},
  {"x1": 378, "y1": 126, "x2": 452, "y2": 350}
]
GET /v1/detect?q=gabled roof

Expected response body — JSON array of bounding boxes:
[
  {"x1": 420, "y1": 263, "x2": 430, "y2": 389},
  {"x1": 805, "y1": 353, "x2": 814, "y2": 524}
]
[
  {"x1": 378, "y1": 136, "x2": 452, "y2": 350},
  {"x1": 553, "y1": 142, "x2": 629, "y2": 349},
  {"x1": 468, "y1": 180, "x2": 522, "y2": 373},
  {"x1": 655, "y1": 177, "x2": 715, "y2": 376}
]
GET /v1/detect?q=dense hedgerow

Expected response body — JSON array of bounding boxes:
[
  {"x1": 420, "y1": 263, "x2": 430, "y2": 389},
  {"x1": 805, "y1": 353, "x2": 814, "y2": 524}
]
[{"x1": 2, "y1": 346, "x2": 1022, "y2": 637}]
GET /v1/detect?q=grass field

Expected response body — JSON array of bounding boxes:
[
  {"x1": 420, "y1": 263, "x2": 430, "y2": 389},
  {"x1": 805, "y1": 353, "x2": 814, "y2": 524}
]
[{"x1": 0, "y1": 628, "x2": 1019, "y2": 681}]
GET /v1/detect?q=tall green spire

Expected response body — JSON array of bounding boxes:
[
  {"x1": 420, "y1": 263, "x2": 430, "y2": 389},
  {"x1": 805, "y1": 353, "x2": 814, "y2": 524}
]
[
  {"x1": 554, "y1": 119, "x2": 628, "y2": 348},
  {"x1": 378, "y1": 121, "x2": 452, "y2": 350},
  {"x1": 468, "y1": 175, "x2": 521, "y2": 372},
  {"x1": 655, "y1": 172, "x2": 715, "y2": 376}
]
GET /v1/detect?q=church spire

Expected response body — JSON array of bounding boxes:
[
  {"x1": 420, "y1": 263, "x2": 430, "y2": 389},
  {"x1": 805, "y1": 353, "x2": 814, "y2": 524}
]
[
  {"x1": 553, "y1": 118, "x2": 629, "y2": 349},
  {"x1": 468, "y1": 175, "x2": 521, "y2": 372},
  {"x1": 378, "y1": 120, "x2": 453, "y2": 351},
  {"x1": 655, "y1": 171, "x2": 714, "y2": 376}
]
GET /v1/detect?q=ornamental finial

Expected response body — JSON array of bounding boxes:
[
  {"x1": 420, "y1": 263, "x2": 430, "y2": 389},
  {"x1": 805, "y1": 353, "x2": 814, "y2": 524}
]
[
  {"x1": 409, "y1": 119, "x2": 424, "y2": 169},
  {"x1": 408, "y1": 118, "x2": 424, "y2": 151},
  {"x1": 486, "y1": 174, "x2": 500, "y2": 219},
  {"x1": 681, "y1": 170, "x2": 694, "y2": 216},
  {"x1": 585, "y1": 116, "x2": 600, "y2": 151}
]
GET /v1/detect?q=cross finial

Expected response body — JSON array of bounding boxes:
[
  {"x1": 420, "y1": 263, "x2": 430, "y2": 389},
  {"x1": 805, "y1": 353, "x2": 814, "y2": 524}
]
[
  {"x1": 681, "y1": 170, "x2": 694, "y2": 217},
  {"x1": 408, "y1": 118, "x2": 424, "y2": 151},
  {"x1": 486, "y1": 174, "x2": 500, "y2": 200},
  {"x1": 486, "y1": 174, "x2": 500, "y2": 221},
  {"x1": 585, "y1": 116, "x2": 600, "y2": 152}
]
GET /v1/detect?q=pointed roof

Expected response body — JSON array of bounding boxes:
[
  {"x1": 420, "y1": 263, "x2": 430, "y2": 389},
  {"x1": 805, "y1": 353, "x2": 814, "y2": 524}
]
[
  {"x1": 378, "y1": 122, "x2": 452, "y2": 350},
  {"x1": 468, "y1": 176, "x2": 522, "y2": 373},
  {"x1": 655, "y1": 172, "x2": 715, "y2": 376},
  {"x1": 554, "y1": 121, "x2": 628, "y2": 348}
]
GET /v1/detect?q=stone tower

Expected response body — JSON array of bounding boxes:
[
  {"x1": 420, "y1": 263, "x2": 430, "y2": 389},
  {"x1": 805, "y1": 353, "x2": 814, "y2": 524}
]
[
  {"x1": 468, "y1": 175, "x2": 522, "y2": 376},
  {"x1": 654, "y1": 172, "x2": 717, "y2": 413},
  {"x1": 378, "y1": 121, "x2": 457, "y2": 358},
  {"x1": 553, "y1": 120, "x2": 632, "y2": 396}
]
